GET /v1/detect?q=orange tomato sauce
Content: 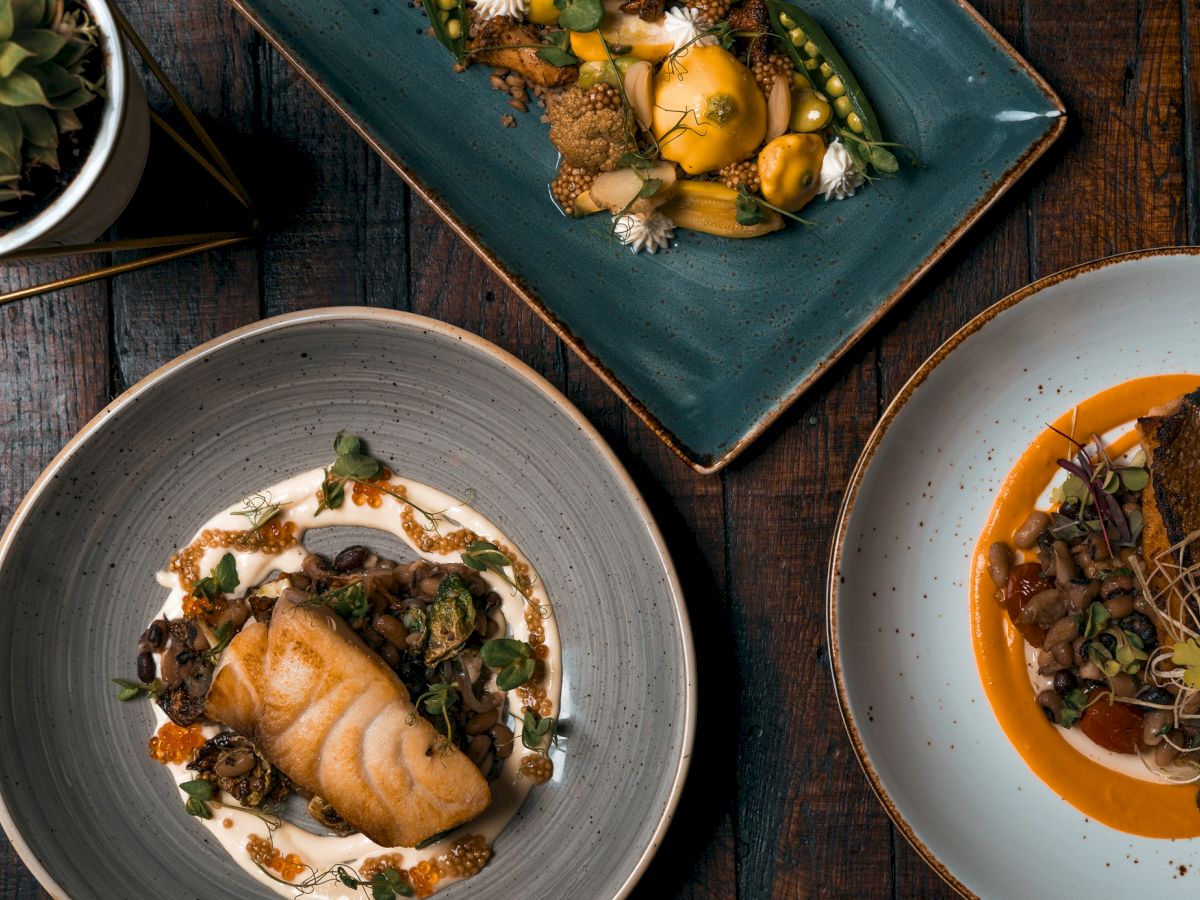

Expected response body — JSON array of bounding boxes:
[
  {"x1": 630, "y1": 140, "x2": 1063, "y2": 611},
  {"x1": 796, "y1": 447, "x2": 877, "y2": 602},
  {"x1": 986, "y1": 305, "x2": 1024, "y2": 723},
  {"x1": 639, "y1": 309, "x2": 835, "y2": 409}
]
[{"x1": 971, "y1": 374, "x2": 1200, "y2": 837}]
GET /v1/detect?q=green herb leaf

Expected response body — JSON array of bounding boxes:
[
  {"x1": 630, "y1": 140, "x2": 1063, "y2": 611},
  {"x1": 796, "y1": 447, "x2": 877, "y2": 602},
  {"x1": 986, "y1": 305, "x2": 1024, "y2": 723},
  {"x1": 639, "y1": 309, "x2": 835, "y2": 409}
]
[
  {"x1": 537, "y1": 45, "x2": 579, "y2": 66},
  {"x1": 321, "y1": 582, "x2": 370, "y2": 619},
  {"x1": 555, "y1": 0, "x2": 603, "y2": 32},
  {"x1": 194, "y1": 552, "x2": 239, "y2": 601},
  {"x1": 1119, "y1": 467, "x2": 1149, "y2": 492},
  {"x1": 1060, "y1": 688, "x2": 1087, "y2": 728},
  {"x1": 315, "y1": 470, "x2": 345, "y2": 516},
  {"x1": 481, "y1": 638, "x2": 532, "y2": 669},
  {"x1": 637, "y1": 177, "x2": 663, "y2": 199},
  {"x1": 521, "y1": 709, "x2": 558, "y2": 751},
  {"x1": 201, "y1": 622, "x2": 235, "y2": 664},
  {"x1": 112, "y1": 677, "x2": 162, "y2": 701},
  {"x1": 181, "y1": 779, "x2": 215, "y2": 800},
  {"x1": 334, "y1": 431, "x2": 362, "y2": 456},
  {"x1": 461, "y1": 540, "x2": 513, "y2": 572},
  {"x1": 330, "y1": 431, "x2": 382, "y2": 480},
  {"x1": 1082, "y1": 602, "x2": 1110, "y2": 640},
  {"x1": 496, "y1": 656, "x2": 536, "y2": 691},
  {"x1": 734, "y1": 185, "x2": 765, "y2": 226}
]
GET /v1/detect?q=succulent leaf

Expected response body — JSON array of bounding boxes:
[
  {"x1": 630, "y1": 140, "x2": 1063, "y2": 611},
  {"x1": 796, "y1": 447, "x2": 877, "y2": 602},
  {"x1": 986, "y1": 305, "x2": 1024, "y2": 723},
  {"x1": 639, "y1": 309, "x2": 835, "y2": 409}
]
[
  {"x1": 29, "y1": 60, "x2": 75, "y2": 97},
  {"x1": 0, "y1": 3, "x2": 14, "y2": 44},
  {"x1": 0, "y1": 105, "x2": 19, "y2": 161},
  {"x1": 0, "y1": 0, "x2": 98, "y2": 218},
  {"x1": 0, "y1": 41, "x2": 33, "y2": 77},
  {"x1": 14, "y1": 29, "x2": 66, "y2": 63},
  {"x1": 12, "y1": 0, "x2": 47, "y2": 30},
  {"x1": 17, "y1": 104, "x2": 54, "y2": 147},
  {"x1": 0, "y1": 70, "x2": 48, "y2": 106}
]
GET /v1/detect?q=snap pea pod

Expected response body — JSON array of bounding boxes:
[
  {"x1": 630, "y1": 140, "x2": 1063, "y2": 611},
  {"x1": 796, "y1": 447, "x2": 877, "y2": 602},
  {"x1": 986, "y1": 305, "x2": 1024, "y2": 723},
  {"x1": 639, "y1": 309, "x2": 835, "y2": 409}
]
[
  {"x1": 765, "y1": 1, "x2": 896, "y2": 172},
  {"x1": 422, "y1": 0, "x2": 469, "y2": 62}
]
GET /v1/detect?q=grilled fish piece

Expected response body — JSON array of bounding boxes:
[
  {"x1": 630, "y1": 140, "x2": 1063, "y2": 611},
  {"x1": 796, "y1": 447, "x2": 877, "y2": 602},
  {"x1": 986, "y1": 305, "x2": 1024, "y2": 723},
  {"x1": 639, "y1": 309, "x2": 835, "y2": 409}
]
[
  {"x1": 205, "y1": 589, "x2": 490, "y2": 847},
  {"x1": 1137, "y1": 387, "x2": 1200, "y2": 572}
]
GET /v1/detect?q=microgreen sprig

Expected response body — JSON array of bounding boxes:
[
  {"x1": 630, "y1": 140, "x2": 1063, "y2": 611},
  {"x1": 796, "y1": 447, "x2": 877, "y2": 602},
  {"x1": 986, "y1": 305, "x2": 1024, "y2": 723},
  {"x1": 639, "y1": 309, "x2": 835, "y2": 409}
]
[
  {"x1": 181, "y1": 779, "x2": 215, "y2": 819},
  {"x1": 734, "y1": 183, "x2": 815, "y2": 227},
  {"x1": 193, "y1": 552, "x2": 239, "y2": 602},
  {"x1": 521, "y1": 709, "x2": 558, "y2": 753},
  {"x1": 409, "y1": 682, "x2": 459, "y2": 744},
  {"x1": 253, "y1": 852, "x2": 414, "y2": 899},
  {"x1": 232, "y1": 491, "x2": 287, "y2": 534},
  {"x1": 112, "y1": 677, "x2": 162, "y2": 701},
  {"x1": 481, "y1": 638, "x2": 536, "y2": 690}
]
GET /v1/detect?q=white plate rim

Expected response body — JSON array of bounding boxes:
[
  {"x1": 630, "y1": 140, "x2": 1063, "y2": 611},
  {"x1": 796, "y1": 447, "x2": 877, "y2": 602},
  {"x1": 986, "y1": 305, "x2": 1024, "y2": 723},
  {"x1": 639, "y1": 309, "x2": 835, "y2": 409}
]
[{"x1": 825, "y1": 245, "x2": 1200, "y2": 899}]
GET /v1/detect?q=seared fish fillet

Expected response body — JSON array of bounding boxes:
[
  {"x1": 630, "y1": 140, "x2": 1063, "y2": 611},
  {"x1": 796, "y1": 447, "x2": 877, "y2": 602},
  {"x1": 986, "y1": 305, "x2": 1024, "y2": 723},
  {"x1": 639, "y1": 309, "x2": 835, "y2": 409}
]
[
  {"x1": 1137, "y1": 387, "x2": 1200, "y2": 572},
  {"x1": 205, "y1": 589, "x2": 491, "y2": 847}
]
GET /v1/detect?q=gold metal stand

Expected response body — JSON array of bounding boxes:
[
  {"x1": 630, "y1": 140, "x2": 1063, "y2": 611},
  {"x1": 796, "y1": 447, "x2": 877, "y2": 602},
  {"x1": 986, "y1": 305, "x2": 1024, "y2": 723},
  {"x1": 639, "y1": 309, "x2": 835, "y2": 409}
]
[{"x1": 0, "y1": 3, "x2": 257, "y2": 306}]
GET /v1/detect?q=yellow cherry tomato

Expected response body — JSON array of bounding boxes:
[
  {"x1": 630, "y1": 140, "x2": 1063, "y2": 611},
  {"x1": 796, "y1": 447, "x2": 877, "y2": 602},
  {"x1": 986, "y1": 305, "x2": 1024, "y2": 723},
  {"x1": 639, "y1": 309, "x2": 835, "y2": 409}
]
[
  {"x1": 529, "y1": 0, "x2": 560, "y2": 25},
  {"x1": 569, "y1": 0, "x2": 673, "y2": 63},
  {"x1": 757, "y1": 133, "x2": 825, "y2": 212},
  {"x1": 789, "y1": 87, "x2": 832, "y2": 132},
  {"x1": 652, "y1": 45, "x2": 767, "y2": 175}
]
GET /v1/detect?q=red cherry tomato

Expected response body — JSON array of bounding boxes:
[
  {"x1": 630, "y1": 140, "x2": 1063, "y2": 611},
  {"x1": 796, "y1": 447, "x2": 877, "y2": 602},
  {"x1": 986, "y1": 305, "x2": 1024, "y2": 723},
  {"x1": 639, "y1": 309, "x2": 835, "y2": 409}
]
[
  {"x1": 1079, "y1": 698, "x2": 1143, "y2": 754},
  {"x1": 1004, "y1": 561, "x2": 1053, "y2": 646}
]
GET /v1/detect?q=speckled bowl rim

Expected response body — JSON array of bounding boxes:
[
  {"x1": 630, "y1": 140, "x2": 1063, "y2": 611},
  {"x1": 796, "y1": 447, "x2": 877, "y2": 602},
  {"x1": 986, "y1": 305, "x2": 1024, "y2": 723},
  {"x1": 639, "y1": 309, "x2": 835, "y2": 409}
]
[
  {"x1": 0, "y1": 307, "x2": 697, "y2": 900},
  {"x1": 826, "y1": 246, "x2": 1200, "y2": 899}
]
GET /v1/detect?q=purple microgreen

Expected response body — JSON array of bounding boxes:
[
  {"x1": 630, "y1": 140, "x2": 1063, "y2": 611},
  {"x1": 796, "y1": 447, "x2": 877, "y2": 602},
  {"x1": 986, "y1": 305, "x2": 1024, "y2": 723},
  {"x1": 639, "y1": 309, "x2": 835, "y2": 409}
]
[{"x1": 1057, "y1": 457, "x2": 1119, "y2": 559}]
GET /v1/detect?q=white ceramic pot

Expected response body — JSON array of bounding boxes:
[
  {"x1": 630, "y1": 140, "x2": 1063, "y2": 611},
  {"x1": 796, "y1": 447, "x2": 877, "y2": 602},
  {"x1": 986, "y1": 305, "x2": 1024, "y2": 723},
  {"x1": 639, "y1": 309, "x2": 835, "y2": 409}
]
[{"x1": 0, "y1": 0, "x2": 150, "y2": 255}]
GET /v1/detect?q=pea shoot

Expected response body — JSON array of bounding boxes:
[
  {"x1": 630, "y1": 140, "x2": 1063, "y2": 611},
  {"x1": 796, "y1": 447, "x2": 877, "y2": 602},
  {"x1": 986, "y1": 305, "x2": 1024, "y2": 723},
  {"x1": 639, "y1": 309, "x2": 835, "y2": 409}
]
[{"x1": 481, "y1": 638, "x2": 536, "y2": 690}]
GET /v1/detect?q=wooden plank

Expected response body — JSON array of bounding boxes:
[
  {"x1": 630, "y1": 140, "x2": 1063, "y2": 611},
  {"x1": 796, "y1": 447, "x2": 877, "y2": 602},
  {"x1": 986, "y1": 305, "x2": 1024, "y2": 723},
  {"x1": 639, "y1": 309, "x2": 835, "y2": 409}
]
[
  {"x1": 108, "y1": 0, "x2": 260, "y2": 388},
  {"x1": 0, "y1": 270, "x2": 106, "y2": 900},
  {"x1": 407, "y1": 198, "x2": 565, "y2": 382},
  {"x1": 1184, "y1": 0, "x2": 1199, "y2": 245},
  {"x1": 724, "y1": 347, "x2": 888, "y2": 897},
  {"x1": 1026, "y1": 0, "x2": 1187, "y2": 271},
  {"x1": 258, "y1": 54, "x2": 408, "y2": 314}
]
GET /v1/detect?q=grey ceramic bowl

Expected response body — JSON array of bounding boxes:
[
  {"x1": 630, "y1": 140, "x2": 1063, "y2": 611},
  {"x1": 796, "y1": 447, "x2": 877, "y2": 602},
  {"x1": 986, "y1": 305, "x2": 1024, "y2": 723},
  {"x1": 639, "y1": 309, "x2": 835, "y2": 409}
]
[{"x1": 0, "y1": 309, "x2": 695, "y2": 898}]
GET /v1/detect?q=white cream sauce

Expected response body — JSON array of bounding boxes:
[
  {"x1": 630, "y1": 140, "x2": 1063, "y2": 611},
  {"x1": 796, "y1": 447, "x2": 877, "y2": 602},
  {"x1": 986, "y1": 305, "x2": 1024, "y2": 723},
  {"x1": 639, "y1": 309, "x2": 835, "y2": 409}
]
[{"x1": 149, "y1": 468, "x2": 562, "y2": 897}]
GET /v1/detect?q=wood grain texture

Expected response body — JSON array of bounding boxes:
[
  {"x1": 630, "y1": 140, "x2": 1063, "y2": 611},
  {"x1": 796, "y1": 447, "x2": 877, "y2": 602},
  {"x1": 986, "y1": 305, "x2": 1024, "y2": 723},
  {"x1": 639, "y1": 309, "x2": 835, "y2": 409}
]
[{"x1": 0, "y1": 0, "x2": 1194, "y2": 897}]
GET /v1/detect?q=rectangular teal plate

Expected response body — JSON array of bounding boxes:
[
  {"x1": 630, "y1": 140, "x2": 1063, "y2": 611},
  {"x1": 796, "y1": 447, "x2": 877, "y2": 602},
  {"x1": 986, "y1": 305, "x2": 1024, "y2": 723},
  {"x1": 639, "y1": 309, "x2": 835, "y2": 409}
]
[{"x1": 230, "y1": 0, "x2": 1064, "y2": 472}]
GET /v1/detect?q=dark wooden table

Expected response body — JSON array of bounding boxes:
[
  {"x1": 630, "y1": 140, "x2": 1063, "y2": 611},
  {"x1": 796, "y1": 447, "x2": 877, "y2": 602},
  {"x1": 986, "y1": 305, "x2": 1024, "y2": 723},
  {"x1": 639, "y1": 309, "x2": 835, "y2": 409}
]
[{"x1": 1, "y1": 0, "x2": 1195, "y2": 896}]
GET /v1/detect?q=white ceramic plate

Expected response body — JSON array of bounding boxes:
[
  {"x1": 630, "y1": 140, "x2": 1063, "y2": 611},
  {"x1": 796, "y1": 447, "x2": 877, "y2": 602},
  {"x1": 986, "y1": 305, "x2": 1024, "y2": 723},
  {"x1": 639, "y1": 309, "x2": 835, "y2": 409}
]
[{"x1": 829, "y1": 248, "x2": 1200, "y2": 897}]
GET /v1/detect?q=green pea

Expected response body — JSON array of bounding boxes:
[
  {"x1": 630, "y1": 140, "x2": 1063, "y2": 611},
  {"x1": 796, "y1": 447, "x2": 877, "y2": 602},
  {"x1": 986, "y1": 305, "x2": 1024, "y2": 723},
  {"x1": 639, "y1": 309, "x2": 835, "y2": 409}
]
[
  {"x1": 436, "y1": 0, "x2": 457, "y2": 9},
  {"x1": 768, "y1": 0, "x2": 886, "y2": 152},
  {"x1": 446, "y1": 17, "x2": 462, "y2": 38},
  {"x1": 437, "y1": 9, "x2": 449, "y2": 21},
  {"x1": 789, "y1": 27, "x2": 805, "y2": 46}
]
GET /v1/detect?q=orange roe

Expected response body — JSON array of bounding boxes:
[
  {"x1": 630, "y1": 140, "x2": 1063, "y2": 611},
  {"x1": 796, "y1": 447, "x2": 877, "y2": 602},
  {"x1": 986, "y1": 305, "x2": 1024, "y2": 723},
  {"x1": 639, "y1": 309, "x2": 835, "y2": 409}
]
[
  {"x1": 246, "y1": 835, "x2": 307, "y2": 882},
  {"x1": 436, "y1": 834, "x2": 491, "y2": 878},
  {"x1": 406, "y1": 859, "x2": 440, "y2": 897},
  {"x1": 148, "y1": 722, "x2": 205, "y2": 764},
  {"x1": 360, "y1": 854, "x2": 409, "y2": 882},
  {"x1": 351, "y1": 467, "x2": 393, "y2": 508},
  {"x1": 222, "y1": 818, "x2": 233, "y2": 829},
  {"x1": 519, "y1": 753, "x2": 554, "y2": 784},
  {"x1": 170, "y1": 518, "x2": 298, "y2": 596}
]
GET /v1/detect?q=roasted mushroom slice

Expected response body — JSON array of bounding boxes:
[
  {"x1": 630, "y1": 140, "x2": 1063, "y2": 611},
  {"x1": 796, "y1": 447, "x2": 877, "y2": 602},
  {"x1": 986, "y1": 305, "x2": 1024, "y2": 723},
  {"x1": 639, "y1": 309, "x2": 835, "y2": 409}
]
[
  {"x1": 187, "y1": 732, "x2": 284, "y2": 807},
  {"x1": 308, "y1": 796, "x2": 359, "y2": 836}
]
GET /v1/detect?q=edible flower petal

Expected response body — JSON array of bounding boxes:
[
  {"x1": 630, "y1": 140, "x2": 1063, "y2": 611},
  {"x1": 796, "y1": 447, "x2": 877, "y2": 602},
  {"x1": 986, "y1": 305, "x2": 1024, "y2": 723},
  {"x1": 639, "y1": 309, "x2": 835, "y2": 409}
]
[
  {"x1": 663, "y1": 6, "x2": 716, "y2": 52},
  {"x1": 613, "y1": 211, "x2": 675, "y2": 253},
  {"x1": 817, "y1": 139, "x2": 864, "y2": 201},
  {"x1": 472, "y1": 0, "x2": 529, "y2": 21}
]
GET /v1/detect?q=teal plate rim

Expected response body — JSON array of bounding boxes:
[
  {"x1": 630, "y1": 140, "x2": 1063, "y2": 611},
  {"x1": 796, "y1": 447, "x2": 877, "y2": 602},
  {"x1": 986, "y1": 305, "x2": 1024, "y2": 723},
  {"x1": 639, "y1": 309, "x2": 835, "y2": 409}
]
[{"x1": 228, "y1": 1, "x2": 1066, "y2": 474}]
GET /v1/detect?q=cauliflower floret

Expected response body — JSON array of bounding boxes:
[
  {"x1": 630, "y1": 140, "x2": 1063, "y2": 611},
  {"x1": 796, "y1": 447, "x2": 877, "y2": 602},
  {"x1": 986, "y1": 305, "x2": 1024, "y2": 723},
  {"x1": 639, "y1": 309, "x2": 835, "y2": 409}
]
[{"x1": 547, "y1": 85, "x2": 635, "y2": 173}]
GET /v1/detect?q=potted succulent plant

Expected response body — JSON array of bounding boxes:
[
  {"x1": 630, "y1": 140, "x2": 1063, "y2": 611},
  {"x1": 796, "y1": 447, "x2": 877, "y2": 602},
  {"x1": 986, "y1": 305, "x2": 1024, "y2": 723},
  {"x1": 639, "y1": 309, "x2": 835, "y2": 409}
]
[{"x1": 0, "y1": 0, "x2": 148, "y2": 254}]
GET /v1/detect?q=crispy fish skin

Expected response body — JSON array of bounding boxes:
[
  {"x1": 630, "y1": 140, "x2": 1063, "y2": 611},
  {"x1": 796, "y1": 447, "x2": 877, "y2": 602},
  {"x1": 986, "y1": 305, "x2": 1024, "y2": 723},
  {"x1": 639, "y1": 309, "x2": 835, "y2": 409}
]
[
  {"x1": 1137, "y1": 388, "x2": 1200, "y2": 571},
  {"x1": 470, "y1": 18, "x2": 577, "y2": 87},
  {"x1": 205, "y1": 590, "x2": 490, "y2": 847}
]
